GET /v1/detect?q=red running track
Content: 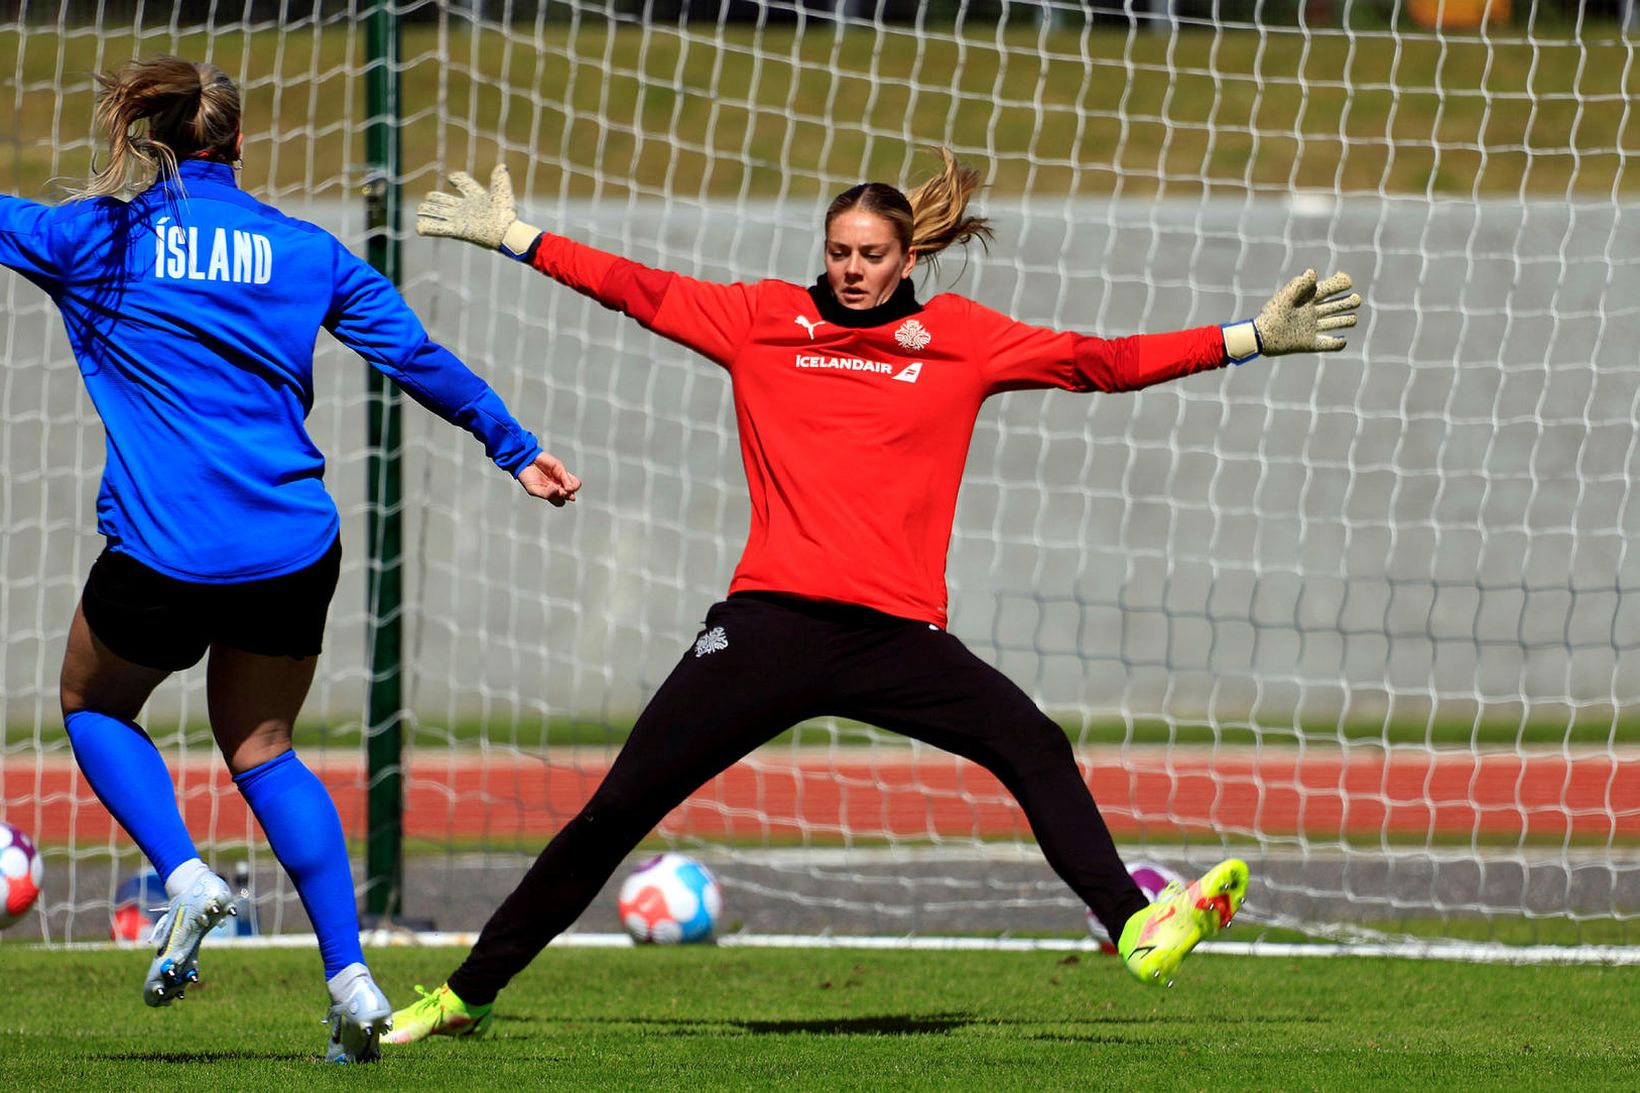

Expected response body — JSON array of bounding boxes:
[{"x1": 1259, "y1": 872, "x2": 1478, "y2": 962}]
[{"x1": 9, "y1": 748, "x2": 1640, "y2": 845}]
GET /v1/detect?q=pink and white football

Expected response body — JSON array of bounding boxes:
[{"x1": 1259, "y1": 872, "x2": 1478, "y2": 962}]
[{"x1": 0, "y1": 822, "x2": 44, "y2": 930}]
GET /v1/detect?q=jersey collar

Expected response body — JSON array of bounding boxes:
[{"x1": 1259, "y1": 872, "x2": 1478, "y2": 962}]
[
  {"x1": 807, "y1": 275, "x2": 922, "y2": 329},
  {"x1": 172, "y1": 160, "x2": 240, "y2": 188},
  {"x1": 140, "y1": 159, "x2": 260, "y2": 212}
]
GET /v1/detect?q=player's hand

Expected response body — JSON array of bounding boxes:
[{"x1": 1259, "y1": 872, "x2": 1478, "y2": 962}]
[
  {"x1": 517, "y1": 450, "x2": 581, "y2": 507},
  {"x1": 1221, "y1": 269, "x2": 1362, "y2": 362},
  {"x1": 416, "y1": 164, "x2": 542, "y2": 259}
]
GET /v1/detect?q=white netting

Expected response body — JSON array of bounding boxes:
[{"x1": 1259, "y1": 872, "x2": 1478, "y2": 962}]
[{"x1": 2, "y1": 2, "x2": 1638, "y2": 947}]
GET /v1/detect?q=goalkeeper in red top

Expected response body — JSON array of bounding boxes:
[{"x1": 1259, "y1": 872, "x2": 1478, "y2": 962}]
[{"x1": 388, "y1": 153, "x2": 1361, "y2": 1042}]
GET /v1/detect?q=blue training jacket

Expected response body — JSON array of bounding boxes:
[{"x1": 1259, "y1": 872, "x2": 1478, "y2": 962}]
[{"x1": 0, "y1": 160, "x2": 542, "y2": 582}]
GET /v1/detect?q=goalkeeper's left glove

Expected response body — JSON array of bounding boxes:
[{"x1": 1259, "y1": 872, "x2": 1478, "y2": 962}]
[
  {"x1": 1221, "y1": 269, "x2": 1361, "y2": 363},
  {"x1": 416, "y1": 164, "x2": 542, "y2": 259}
]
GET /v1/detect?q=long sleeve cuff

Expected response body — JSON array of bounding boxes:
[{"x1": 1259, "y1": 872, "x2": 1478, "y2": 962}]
[
  {"x1": 1220, "y1": 319, "x2": 1262, "y2": 364},
  {"x1": 501, "y1": 220, "x2": 543, "y2": 261}
]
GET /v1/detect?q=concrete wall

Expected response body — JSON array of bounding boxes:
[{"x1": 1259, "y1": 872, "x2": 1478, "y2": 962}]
[{"x1": 4, "y1": 194, "x2": 1639, "y2": 739}]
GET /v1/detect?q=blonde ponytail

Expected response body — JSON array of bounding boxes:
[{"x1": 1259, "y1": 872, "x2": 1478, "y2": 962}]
[
  {"x1": 904, "y1": 147, "x2": 992, "y2": 264},
  {"x1": 824, "y1": 148, "x2": 993, "y2": 275},
  {"x1": 71, "y1": 56, "x2": 241, "y2": 201}
]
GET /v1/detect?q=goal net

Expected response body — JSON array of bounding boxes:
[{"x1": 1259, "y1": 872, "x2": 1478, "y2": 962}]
[{"x1": 3, "y1": 1, "x2": 1638, "y2": 952}]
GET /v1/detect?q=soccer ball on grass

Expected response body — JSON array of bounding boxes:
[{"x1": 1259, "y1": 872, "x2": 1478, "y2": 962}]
[
  {"x1": 0, "y1": 821, "x2": 44, "y2": 930},
  {"x1": 617, "y1": 852, "x2": 721, "y2": 944},
  {"x1": 1085, "y1": 860, "x2": 1183, "y2": 952}
]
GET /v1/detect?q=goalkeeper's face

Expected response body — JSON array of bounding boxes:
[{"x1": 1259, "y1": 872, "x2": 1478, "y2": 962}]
[{"x1": 823, "y1": 210, "x2": 916, "y2": 310}]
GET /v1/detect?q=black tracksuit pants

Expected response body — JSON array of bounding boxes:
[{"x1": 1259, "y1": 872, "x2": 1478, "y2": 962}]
[{"x1": 447, "y1": 592, "x2": 1148, "y2": 1004}]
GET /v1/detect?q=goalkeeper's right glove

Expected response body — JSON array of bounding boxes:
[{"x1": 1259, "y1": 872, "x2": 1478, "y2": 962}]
[
  {"x1": 1221, "y1": 269, "x2": 1361, "y2": 364},
  {"x1": 416, "y1": 164, "x2": 542, "y2": 259}
]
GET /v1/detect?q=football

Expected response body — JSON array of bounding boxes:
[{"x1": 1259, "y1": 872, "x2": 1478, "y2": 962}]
[
  {"x1": 1086, "y1": 860, "x2": 1184, "y2": 951},
  {"x1": 617, "y1": 852, "x2": 722, "y2": 944},
  {"x1": 0, "y1": 821, "x2": 44, "y2": 930}
]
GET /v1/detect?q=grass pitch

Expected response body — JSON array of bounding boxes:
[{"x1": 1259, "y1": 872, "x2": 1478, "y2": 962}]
[
  {"x1": 1, "y1": 944, "x2": 1636, "y2": 1089},
  {"x1": 2, "y1": 23, "x2": 1636, "y2": 201}
]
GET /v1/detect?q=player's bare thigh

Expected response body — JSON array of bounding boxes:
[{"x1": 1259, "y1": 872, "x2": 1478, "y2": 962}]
[
  {"x1": 205, "y1": 643, "x2": 318, "y2": 775},
  {"x1": 58, "y1": 603, "x2": 169, "y2": 721}
]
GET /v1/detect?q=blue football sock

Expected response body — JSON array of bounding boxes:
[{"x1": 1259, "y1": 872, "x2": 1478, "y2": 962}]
[
  {"x1": 64, "y1": 710, "x2": 199, "y2": 881},
  {"x1": 234, "y1": 750, "x2": 363, "y2": 977}
]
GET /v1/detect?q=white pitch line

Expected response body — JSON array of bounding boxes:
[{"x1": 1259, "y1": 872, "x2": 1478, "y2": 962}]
[
  {"x1": 436, "y1": 844, "x2": 1640, "y2": 868},
  {"x1": 45, "y1": 931, "x2": 1640, "y2": 965}
]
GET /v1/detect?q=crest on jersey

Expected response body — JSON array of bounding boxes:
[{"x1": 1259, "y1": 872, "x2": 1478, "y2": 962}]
[
  {"x1": 894, "y1": 319, "x2": 931, "y2": 351},
  {"x1": 694, "y1": 626, "x2": 729, "y2": 658}
]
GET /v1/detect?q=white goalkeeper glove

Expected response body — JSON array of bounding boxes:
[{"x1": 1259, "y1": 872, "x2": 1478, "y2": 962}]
[
  {"x1": 1221, "y1": 269, "x2": 1362, "y2": 363},
  {"x1": 416, "y1": 164, "x2": 542, "y2": 259}
]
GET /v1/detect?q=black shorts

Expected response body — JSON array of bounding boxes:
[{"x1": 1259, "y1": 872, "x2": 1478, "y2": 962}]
[{"x1": 79, "y1": 538, "x2": 342, "y2": 672}]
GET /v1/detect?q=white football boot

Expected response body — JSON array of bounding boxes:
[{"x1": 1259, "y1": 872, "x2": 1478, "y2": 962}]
[
  {"x1": 143, "y1": 870, "x2": 236, "y2": 1006},
  {"x1": 324, "y1": 964, "x2": 393, "y2": 1064}
]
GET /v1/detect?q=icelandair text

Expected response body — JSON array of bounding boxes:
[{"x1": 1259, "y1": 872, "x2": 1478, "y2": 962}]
[{"x1": 794, "y1": 353, "x2": 894, "y2": 374}]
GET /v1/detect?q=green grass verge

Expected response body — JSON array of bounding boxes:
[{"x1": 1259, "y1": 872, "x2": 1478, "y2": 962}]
[
  {"x1": 382, "y1": 711, "x2": 1640, "y2": 752},
  {"x1": 14, "y1": 711, "x2": 1640, "y2": 751},
  {"x1": 0, "y1": 945, "x2": 1635, "y2": 1089},
  {"x1": 1, "y1": 23, "x2": 1635, "y2": 202}
]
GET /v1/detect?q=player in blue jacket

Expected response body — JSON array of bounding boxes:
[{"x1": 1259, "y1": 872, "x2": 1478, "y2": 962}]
[{"x1": 0, "y1": 56, "x2": 581, "y2": 1062}]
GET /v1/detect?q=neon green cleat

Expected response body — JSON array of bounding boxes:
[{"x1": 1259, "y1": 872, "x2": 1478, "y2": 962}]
[
  {"x1": 1117, "y1": 858, "x2": 1249, "y2": 988},
  {"x1": 382, "y1": 983, "x2": 493, "y2": 1045}
]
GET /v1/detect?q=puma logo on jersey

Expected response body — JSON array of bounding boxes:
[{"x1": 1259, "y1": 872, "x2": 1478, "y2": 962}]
[{"x1": 794, "y1": 315, "x2": 828, "y2": 339}]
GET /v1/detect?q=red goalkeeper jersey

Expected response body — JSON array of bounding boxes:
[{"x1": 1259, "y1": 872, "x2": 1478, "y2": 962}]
[{"x1": 529, "y1": 233, "x2": 1228, "y2": 628}]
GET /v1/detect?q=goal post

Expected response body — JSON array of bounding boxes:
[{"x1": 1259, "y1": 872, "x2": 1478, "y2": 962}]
[
  {"x1": 362, "y1": 0, "x2": 407, "y2": 925},
  {"x1": 1, "y1": 2, "x2": 1637, "y2": 951}
]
